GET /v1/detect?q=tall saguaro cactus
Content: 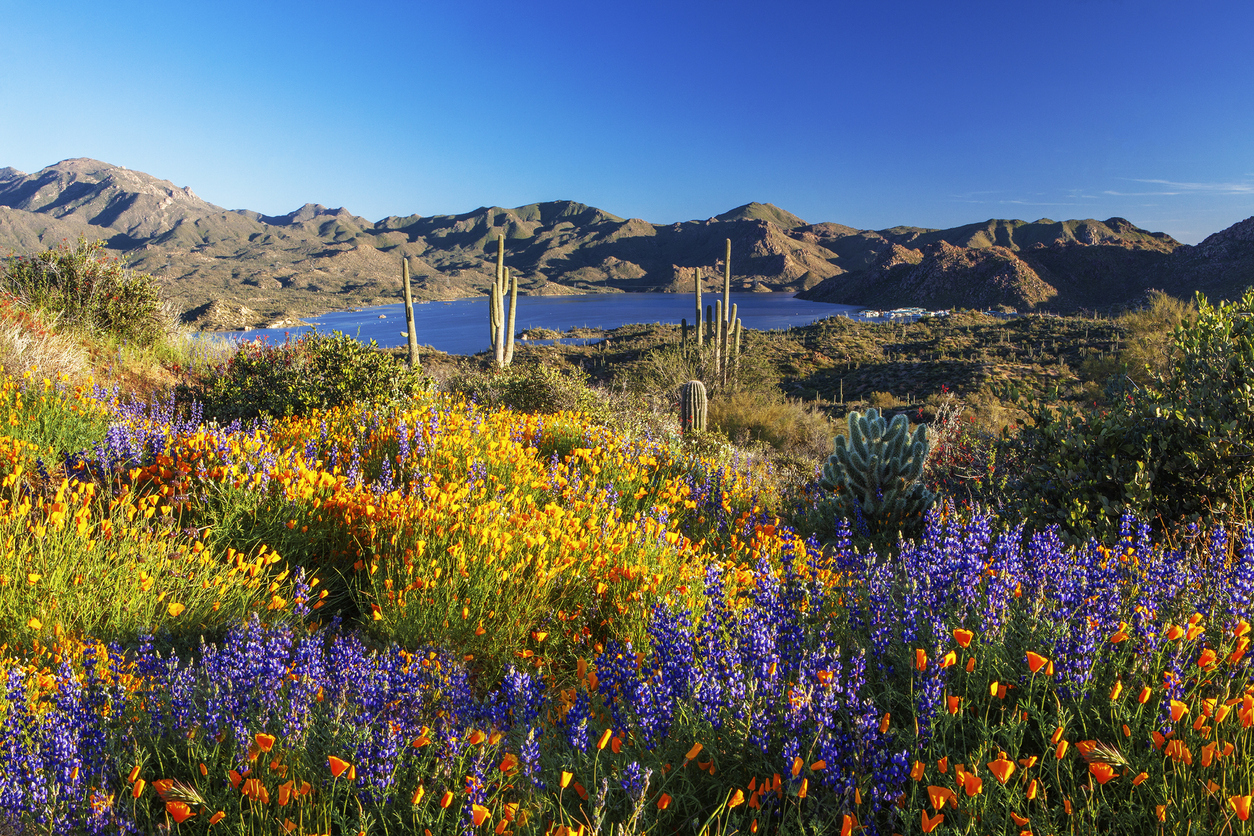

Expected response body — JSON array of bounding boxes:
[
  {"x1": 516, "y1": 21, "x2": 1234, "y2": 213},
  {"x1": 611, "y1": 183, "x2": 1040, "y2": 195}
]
[
  {"x1": 694, "y1": 266, "x2": 704, "y2": 347},
  {"x1": 401, "y1": 256, "x2": 419, "y2": 369},
  {"x1": 714, "y1": 239, "x2": 742, "y2": 385},
  {"x1": 686, "y1": 239, "x2": 743, "y2": 386},
  {"x1": 818, "y1": 407, "x2": 934, "y2": 542},
  {"x1": 489, "y1": 234, "x2": 518, "y2": 368}
]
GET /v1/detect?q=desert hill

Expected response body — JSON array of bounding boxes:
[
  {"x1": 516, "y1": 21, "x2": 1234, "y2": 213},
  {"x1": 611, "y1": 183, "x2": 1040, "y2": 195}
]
[{"x1": 1, "y1": 159, "x2": 1250, "y2": 329}]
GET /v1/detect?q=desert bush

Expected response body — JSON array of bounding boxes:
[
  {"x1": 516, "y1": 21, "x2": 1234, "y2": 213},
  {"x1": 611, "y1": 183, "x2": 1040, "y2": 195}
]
[
  {"x1": 867, "y1": 390, "x2": 900, "y2": 410},
  {"x1": 1, "y1": 238, "x2": 165, "y2": 346},
  {"x1": 449, "y1": 359, "x2": 610, "y2": 421},
  {"x1": 1013, "y1": 288, "x2": 1254, "y2": 540},
  {"x1": 1119, "y1": 289, "x2": 1197, "y2": 385},
  {"x1": 707, "y1": 388, "x2": 834, "y2": 460},
  {"x1": 626, "y1": 339, "x2": 781, "y2": 409},
  {"x1": 181, "y1": 330, "x2": 426, "y2": 423},
  {"x1": 922, "y1": 394, "x2": 1020, "y2": 505}
]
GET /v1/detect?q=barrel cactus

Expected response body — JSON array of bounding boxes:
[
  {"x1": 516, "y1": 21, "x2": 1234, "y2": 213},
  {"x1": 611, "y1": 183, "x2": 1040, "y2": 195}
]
[
  {"x1": 679, "y1": 380, "x2": 708, "y2": 434},
  {"x1": 817, "y1": 407, "x2": 934, "y2": 543}
]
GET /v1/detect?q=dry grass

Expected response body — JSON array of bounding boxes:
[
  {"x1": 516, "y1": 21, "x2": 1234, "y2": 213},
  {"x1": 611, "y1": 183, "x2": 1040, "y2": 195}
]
[
  {"x1": 708, "y1": 388, "x2": 836, "y2": 461},
  {"x1": 0, "y1": 303, "x2": 91, "y2": 382}
]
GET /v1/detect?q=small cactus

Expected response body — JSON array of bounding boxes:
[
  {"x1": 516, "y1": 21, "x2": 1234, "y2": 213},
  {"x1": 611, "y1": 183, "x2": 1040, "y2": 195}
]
[
  {"x1": 679, "y1": 380, "x2": 708, "y2": 434},
  {"x1": 817, "y1": 407, "x2": 934, "y2": 543}
]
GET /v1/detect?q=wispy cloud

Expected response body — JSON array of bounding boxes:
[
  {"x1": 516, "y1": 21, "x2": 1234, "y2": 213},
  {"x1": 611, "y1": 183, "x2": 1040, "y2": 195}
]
[{"x1": 1121, "y1": 178, "x2": 1254, "y2": 195}]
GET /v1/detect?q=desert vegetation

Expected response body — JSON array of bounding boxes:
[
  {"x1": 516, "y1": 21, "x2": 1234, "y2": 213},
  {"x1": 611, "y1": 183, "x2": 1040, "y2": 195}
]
[{"x1": 1, "y1": 240, "x2": 1252, "y2": 835}]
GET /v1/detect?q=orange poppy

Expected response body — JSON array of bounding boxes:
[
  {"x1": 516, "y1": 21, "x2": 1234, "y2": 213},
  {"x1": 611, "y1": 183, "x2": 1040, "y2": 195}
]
[
  {"x1": 927, "y1": 785, "x2": 957, "y2": 810},
  {"x1": 328, "y1": 756, "x2": 350, "y2": 778},
  {"x1": 1230, "y1": 795, "x2": 1252, "y2": 822},
  {"x1": 952, "y1": 628, "x2": 974, "y2": 648},
  {"x1": 921, "y1": 809, "x2": 944, "y2": 833},
  {"x1": 988, "y1": 759, "x2": 1015, "y2": 784},
  {"x1": 1089, "y1": 762, "x2": 1116, "y2": 784},
  {"x1": 255, "y1": 733, "x2": 276, "y2": 753},
  {"x1": 1026, "y1": 651, "x2": 1048, "y2": 673},
  {"x1": 166, "y1": 802, "x2": 194, "y2": 823}
]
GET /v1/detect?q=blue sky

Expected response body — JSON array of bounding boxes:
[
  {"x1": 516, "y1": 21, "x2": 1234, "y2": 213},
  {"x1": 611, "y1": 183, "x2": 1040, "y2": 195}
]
[{"x1": 2, "y1": 0, "x2": 1251, "y2": 244}]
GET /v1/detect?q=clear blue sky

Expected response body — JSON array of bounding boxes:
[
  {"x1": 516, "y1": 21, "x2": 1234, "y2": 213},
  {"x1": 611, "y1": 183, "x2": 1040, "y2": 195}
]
[{"x1": 2, "y1": 0, "x2": 1251, "y2": 244}]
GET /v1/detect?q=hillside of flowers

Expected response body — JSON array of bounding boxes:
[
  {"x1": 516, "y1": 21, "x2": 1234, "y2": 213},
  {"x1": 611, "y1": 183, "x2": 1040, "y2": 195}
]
[{"x1": 1, "y1": 354, "x2": 1252, "y2": 836}]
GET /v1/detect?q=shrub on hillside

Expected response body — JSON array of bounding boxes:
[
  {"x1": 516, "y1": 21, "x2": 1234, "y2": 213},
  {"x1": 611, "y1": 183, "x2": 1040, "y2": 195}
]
[
  {"x1": 707, "y1": 388, "x2": 834, "y2": 460},
  {"x1": 449, "y1": 360, "x2": 610, "y2": 420},
  {"x1": 1014, "y1": 288, "x2": 1254, "y2": 540},
  {"x1": 1, "y1": 238, "x2": 166, "y2": 346},
  {"x1": 180, "y1": 330, "x2": 426, "y2": 422}
]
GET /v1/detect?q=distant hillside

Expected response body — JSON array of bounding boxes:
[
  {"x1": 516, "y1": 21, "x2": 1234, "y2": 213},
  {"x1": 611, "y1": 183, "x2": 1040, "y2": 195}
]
[{"x1": 1, "y1": 159, "x2": 1250, "y2": 328}]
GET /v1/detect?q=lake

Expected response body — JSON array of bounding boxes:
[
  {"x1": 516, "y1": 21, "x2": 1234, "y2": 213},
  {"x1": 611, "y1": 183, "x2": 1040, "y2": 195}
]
[{"x1": 224, "y1": 292, "x2": 865, "y2": 356}]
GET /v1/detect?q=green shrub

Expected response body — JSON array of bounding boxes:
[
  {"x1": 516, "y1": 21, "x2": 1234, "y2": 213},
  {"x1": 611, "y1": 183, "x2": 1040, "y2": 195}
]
[
  {"x1": 451, "y1": 360, "x2": 609, "y2": 420},
  {"x1": 1, "y1": 238, "x2": 165, "y2": 346},
  {"x1": 1013, "y1": 288, "x2": 1254, "y2": 540},
  {"x1": 181, "y1": 330, "x2": 426, "y2": 422},
  {"x1": 707, "y1": 388, "x2": 833, "y2": 459}
]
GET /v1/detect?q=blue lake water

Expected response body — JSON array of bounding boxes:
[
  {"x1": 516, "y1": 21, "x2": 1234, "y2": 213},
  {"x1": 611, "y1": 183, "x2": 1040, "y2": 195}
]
[{"x1": 224, "y1": 293, "x2": 865, "y2": 356}]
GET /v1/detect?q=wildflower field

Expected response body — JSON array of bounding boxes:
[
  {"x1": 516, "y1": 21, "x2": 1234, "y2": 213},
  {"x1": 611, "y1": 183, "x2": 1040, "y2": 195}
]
[{"x1": 1, "y1": 363, "x2": 1253, "y2": 836}]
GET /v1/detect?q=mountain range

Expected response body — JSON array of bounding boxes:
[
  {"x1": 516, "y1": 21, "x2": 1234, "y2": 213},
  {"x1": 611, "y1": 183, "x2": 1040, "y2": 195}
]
[{"x1": 2, "y1": 158, "x2": 1252, "y2": 329}]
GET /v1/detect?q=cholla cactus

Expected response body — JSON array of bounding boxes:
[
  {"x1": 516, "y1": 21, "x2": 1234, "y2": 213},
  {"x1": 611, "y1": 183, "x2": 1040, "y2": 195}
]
[{"x1": 819, "y1": 407, "x2": 934, "y2": 542}]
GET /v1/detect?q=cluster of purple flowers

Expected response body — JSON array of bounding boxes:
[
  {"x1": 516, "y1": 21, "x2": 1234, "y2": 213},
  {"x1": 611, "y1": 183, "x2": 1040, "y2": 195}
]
[{"x1": 4, "y1": 507, "x2": 1254, "y2": 834}]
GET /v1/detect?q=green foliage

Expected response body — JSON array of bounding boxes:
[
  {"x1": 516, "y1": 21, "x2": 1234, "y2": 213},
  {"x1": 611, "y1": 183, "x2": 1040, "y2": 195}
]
[
  {"x1": 451, "y1": 360, "x2": 609, "y2": 420},
  {"x1": 707, "y1": 388, "x2": 834, "y2": 460},
  {"x1": 804, "y1": 407, "x2": 934, "y2": 548},
  {"x1": 1, "y1": 238, "x2": 165, "y2": 346},
  {"x1": 182, "y1": 330, "x2": 426, "y2": 423},
  {"x1": 0, "y1": 374, "x2": 112, "y2": 461},
  {"x1": 1014, "y1": 288, "x2": 1254, "y2": 540},
  {"x1": 1118, "y1": 289, "x2": 1197, "y2": 385}
]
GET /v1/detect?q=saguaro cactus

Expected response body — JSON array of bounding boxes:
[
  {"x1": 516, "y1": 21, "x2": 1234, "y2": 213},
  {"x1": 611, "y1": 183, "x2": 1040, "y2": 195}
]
[
  {"x1": 489, "y1": 234, "x2": 518, "y2": 368},
  {"x1": 401, "y1": 256, "x2": 419, "y2": 369},
  {"x1": 819, "y1": 407, "x2": 934, "y2": 541},
  {"x1": 679, "y1": 380, "x2": 708, "y2": 434},
  {"x1": 694, "y1": 267, "x2": 704, "y2": 347}
]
